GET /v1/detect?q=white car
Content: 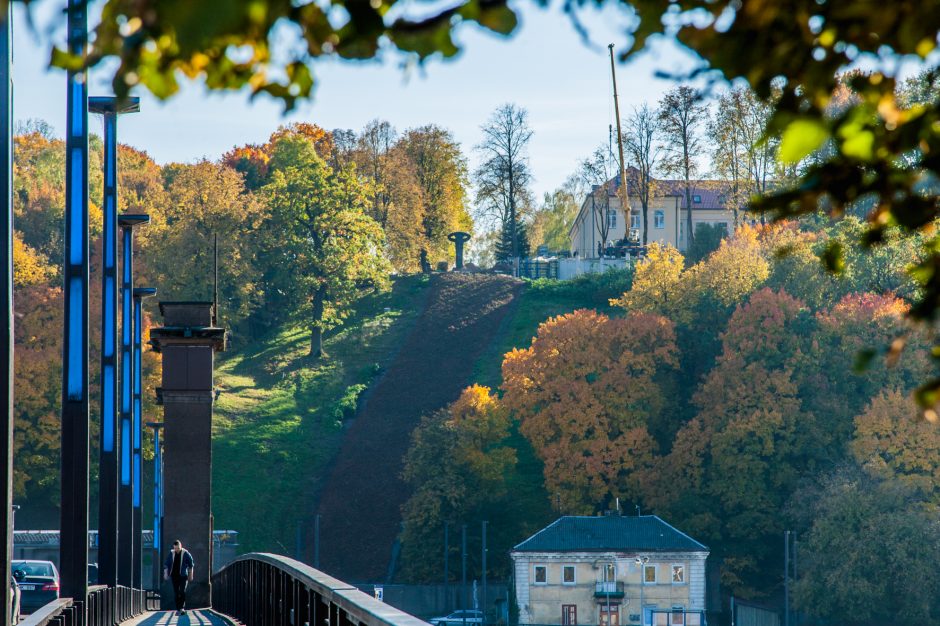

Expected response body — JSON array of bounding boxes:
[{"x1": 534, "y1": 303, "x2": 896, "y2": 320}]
[{"x1": 429, "y1": 610, "x2": 484, "y2": 626}]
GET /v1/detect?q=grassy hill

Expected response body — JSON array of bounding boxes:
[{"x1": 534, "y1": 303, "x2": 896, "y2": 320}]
[{"x1": 211, "y1": 269, "x2": 633, "y2": 566}]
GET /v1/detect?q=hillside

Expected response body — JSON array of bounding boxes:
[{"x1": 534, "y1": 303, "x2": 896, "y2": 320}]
[
  {"x1": 210, "y1": 269, "x2": 634, "y2": 577},
  {"x1": 315, "y1": 273, "x2": 523, "y2": 582}
]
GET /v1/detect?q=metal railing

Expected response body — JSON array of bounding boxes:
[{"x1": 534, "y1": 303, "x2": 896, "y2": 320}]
[
  {"x1": 18, "y1": 585, "x2": 148, "y2": 626},
  {"x1": 594, "y1": 581, "x2": 624, "y2": 595},
  {"x1": 213, "y1": 553, "x2": 431, "y2": 626}
]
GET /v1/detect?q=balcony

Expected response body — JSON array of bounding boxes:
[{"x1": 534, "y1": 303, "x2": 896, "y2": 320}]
[{"x1": 594, "y1": 581, "x2": 625, "y2": 598}]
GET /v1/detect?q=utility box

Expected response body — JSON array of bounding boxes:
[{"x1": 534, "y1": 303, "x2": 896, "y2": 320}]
[{"x1": 150, "y1": 302, "x2": 225, "y2": 609}]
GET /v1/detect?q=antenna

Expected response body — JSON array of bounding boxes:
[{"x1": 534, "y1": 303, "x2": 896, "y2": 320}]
[{"x1": 213, "y1": 232, "x2": 218, "y2": 326}]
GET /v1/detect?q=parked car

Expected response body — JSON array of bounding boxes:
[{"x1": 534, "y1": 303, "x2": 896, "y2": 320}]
[
  {"x1": 11, "y1": 560, "x2": 58, "y2": 614},
  {"x1": 429, "y1": 610, "x2": 484, "y2": 626},
  {"x1": 9, "y1": 575, "x2": 20, "y2": 624}
]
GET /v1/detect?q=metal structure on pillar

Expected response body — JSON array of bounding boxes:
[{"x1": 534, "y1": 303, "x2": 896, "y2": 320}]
[
  {"x1": 0, "y1": 6, "x2": 14, "y2": 626},
  {"x1": 89, "y1": 96, "x2": 140, "y2": 590},
  {"x1": 118, "y1": 213, "x2": 148, "y2": 588},
  {"x1": 447, "y1": 232, "x2": 471, "y2": 270},
  {"x1": 60, "y1": 0, "x2": 90, "y2": 608},
  {"x1": 133, "y1": 286, "x2": 156, "y2": 588},
  {"x1": 146, "y1": 421, "x2": 164, "y2": 590}
]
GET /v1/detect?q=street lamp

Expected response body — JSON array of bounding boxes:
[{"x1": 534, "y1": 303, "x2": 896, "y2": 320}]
[
  {"x1": 146, "y1": 421, "x2": 163, "y2": 591},
  {"x1": 118, "y1": 213, "x2": 148, "y2": 590},
  {"x1": 89, "y1": 95, "x2": 139, "y2": 590},
  {"x1": 133, "y1": 286, "x2": 156, "y2": 589},
  {"x1": 635, "y1": 556, "x2": 649, "y2": 626}
]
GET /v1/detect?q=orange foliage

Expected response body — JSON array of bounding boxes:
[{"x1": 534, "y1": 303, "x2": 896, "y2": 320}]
[
  {"x1": 268, "y1": 123, "x2": 334, "y2": 159},
  {"x1": 502, "y1": 309, "x2": 677, "y2": 513}
]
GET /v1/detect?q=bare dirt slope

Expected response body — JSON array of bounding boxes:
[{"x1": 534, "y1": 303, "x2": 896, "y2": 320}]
[{"x1": 314, "y1": 273, "x2": 521, "y2": 582}]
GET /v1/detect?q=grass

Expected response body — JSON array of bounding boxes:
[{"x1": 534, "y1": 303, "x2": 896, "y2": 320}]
[{"x1": 211, "y1": 275, "x2": 431, "y2": 553}]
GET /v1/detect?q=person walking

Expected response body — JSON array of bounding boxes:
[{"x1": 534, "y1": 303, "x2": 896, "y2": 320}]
[{"x1": 163, "y1": 539, "x2": 195, "y2": 615}]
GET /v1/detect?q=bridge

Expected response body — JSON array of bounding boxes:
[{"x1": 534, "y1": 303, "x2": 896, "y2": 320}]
[{"x1": 0, "y1": 4, "x2": 431, "y2": 626}]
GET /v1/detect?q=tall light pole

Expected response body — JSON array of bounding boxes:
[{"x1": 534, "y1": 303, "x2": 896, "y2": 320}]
[
  {"x1": 635, "y1": 556, "x2": 649, "y2": 626},
  {"x1": 146, "y1": 422, "x2": 164, "y2": 590},
  {"x1": 89, "y1": 95, "x2": 139, "y2": 590},
  {"x1": 133, "y1": 286, "x2": 156, "y2": 589},
  {"x1": 60, "y1": 0, "x2": 90, "y2": 607},
  {"x1": 0, "y1": 5, "x2": 14, "y2": 625},
  {"x1": 118, "y1": 213, "x2": 148, "y2": 588}
]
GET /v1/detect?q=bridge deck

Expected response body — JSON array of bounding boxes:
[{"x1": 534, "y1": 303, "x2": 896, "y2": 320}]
[{"x1": 120, "y1": 610, "x2": 233, "y2": 626}]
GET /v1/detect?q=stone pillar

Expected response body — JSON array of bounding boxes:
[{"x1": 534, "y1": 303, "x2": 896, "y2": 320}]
[{"x1": 149, "y1": 302, "x2": 225, "y2": 609}]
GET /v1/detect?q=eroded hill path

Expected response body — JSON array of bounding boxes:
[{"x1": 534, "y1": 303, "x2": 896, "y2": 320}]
[{"x1": 315, "y1": 273, "x2": 522, "y2": 582}]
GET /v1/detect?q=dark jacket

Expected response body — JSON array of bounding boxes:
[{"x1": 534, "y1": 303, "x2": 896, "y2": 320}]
[{"x1": 164, "y1": 549, "x2": 195, "y2": 579}]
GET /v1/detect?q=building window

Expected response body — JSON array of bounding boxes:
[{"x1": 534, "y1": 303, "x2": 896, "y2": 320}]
[
  {"x1": 563, "y1": 605, "x2": 577, "y2": 626},
  {"x1": 671, "y1": 565, "x2": 685, "y2": 584},
  {"x1": 534, "y1": 565, "x2": 547, "y2": 584},
  {"x1": 679, "y1": 220, "x2": 685, "y2": 243},
  {"x1": 563, "y1": 565, "x2": 576, "y2": 585},
  {"x1": 654, "y1": 210, "x2": 665, "y2": 229},
  {"x1": 717, "y1": 194, "x2": 726, "y2": 205},
  {"x1": 692, "y1": 194, "x2": 702, "y2": 203},
  {"x1": 608, "y1": 210, "x2": 617, "y2": 228},
  {"x1": 644, "y1": 564, "x2": 656, "y2": 584},
  {"x1": 604, "y1": 563, "x2": 616, "y2": 582},
  {"x1": 631, "y1": 213, "x2": 640, "y2": 229}
]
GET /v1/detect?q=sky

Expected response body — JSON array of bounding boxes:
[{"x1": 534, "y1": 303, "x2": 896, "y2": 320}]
[{"x1": 12, "y1": 0, "x2": 703, "y2": 200}]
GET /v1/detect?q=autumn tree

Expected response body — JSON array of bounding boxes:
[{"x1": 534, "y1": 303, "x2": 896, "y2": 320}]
[
  {"x1": 137, "y1": 160, "x2": 263, "y2": 335},
  {"x1": 851, "y1": 389, "x2": 940, "y2": 500},
  {"x1": 398, "y1": 126, "x2": 472, "y2": 271},
  {"x1": 610, "y1": 243, "x2": 685, "y2": 318},
  {"x1": 530, "y1": 179, "x2": 580, "y2": 252},
  {"x1": 502, "y1": 309, "x2": 678, "y2": 513},
  {"x1": 657, "y1": 86, "x2": 708, "y2": 246},
  {"x1": 400, "y1": 385, "x2": 517, "y2": 582},
  {"x1": 474, "y1": 104, "x2": 534, "y2": 267},
  {"x1": 263, "y1": 134, "x2": 391, "y2": 357},
  {"x1": 792, "y1": 469, "x2": 940, "y2": 626},
  {"x1": 624, "y1": 104, "x2": 660, "y2": 244}
]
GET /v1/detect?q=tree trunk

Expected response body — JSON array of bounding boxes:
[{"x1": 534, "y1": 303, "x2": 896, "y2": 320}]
[{"x1": 309, "y1": 286, "x2": 327, "y2": 358}]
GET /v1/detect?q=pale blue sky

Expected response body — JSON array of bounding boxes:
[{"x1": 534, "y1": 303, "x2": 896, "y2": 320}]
[{"x1": 12, "y1": 0, "x2": 701, "y2": 199}]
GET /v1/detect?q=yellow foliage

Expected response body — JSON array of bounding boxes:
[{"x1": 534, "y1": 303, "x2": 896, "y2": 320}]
[
  {"x1": 610, "y1": 243, "x2": 686, "y2": 317},
  {"x1": 13, "y1": 233, "x2": 53, "y2": 287},
  {"x1": 684, "y1": 225, "x2": 770, "y2": 308}
]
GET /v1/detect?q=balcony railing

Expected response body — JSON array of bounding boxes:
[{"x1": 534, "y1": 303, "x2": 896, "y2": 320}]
[{"x1": 594, "y1": 581, "x2": 624, "y2": 597}]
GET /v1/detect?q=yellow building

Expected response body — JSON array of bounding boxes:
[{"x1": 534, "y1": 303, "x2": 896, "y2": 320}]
[
  {"x1": 511, "y1": 516, "x2": 709, "y2": 626},
  {"x1": 568, "y1": 173, "x2": 737, "y2": 257}
]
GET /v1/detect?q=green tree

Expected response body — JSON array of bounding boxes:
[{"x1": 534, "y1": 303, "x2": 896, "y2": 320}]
[{"x1": 263, "y1": 135, "x2": 391, "y2": 356}]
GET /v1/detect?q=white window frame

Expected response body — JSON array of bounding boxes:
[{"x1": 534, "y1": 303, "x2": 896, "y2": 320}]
[
  {"x1": 562, "y1": 565, "x2": 576, "y2": 585},
  {"x1": 654, "y1": 210, "x2": 665, "y2": 229},
  {"x1": 671, "y1": 564, "x2": 685, "y2": 585},
  {"x1": 643, "y1": 564, "x2": 657, "y2": 585},
  {"x1": 631, "y1": 213, "x2": 640, "y2": 229},
  {"x1": 608, "y1": 209, "x2": 617, "y2": 228},
  {"x1": 534, "y1": 565, "x2": 548, "y2": 585}
]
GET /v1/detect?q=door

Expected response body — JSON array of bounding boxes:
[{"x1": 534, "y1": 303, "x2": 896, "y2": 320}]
[
  {"x1": 562, "y1": 605, "x2": 577, "y2": 626},
  {"x1": 600, "y1": 606, "x2": 619, "y2": 626}
]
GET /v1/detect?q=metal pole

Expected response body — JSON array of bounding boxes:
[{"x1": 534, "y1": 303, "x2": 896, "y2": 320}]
[
  {"x1": 461, "y1": 524, "x2": 467, "y2": 626},
  {"x1": 793, "y1": 532, "x2": 798, "y2": 626},
  {"x1": 118, "y1": 215, "x2": 148, "y2": 588},
  {"x1": 481, "y1": 521, "x2": 487, "y2": 624},
  {"x1": 0, "y1": 6, "x2": 14, "y2": 625},
  {"x1": 132, "y1": 289, "x2": 147, "y2": 589},
  {"x1": 444, "y1": 521, "x2": 449, "y2": 587},
  {"x1": 60, "y1": 0, "x2": 90, "y2": 609},
  {"x1": 146, "y1": 422, "x2": 163, "y2": 590},
  {"x1": 784, "y1": 531, "x2": 790, "y2": 626},
  {"x1": 314, "y1": 514, "x2": 320, "y2": 569}
]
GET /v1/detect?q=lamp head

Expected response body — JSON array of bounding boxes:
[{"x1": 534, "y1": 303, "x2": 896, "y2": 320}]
[
  {"x1": 119, "y1": 213, "x2": 150, "y2": 228},
  {"x1": 88, "y1": 96, "x2": 140, "y2": 115},
  {"x1": 133, "y1": 287, "x2": 158, "y2": 299}
]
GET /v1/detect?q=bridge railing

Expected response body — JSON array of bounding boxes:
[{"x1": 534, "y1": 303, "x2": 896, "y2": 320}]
[
  {"x1": 18, "y1": 585, "x2": 148, "y2": 626},
  {"x1": 212, "y1": 553, "x2": 430, "y2": 626}
]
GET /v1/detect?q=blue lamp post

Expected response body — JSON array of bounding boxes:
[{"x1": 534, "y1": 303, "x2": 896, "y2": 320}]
[
  {"x1": 133, "y1": 286, "x2": 156, "y2": 589},
  {"x1": 60, "y1": 0, "x2": 90, "y2": 605},
  {"x1": 146, "y1": 421, "x2": 164, "y2": 590},
  {"x1": 89, "y1": 95, "x2": 139, "y2": 590},
  {"x1": 118, "y1": 213, "x2": 148, "y2": 588}
]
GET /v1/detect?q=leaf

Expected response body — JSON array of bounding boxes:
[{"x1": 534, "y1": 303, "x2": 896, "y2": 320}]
[{"x1": 778, "y1": 118, "x2": 829, "y2": 164}]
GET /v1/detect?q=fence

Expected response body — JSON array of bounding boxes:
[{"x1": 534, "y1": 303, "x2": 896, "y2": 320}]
[{"x1": 18, "y1": 585, "x2": 149, "y2": 626}]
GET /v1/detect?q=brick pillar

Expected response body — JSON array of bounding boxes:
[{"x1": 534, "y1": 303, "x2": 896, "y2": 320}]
[{"x1": 150, "y1": 302, "x2": 225, "y2": 609}]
